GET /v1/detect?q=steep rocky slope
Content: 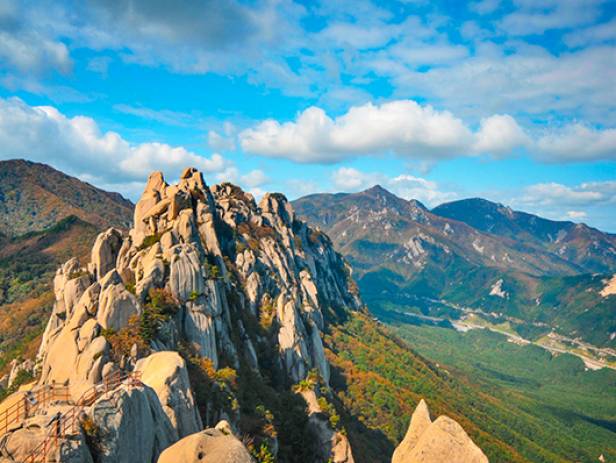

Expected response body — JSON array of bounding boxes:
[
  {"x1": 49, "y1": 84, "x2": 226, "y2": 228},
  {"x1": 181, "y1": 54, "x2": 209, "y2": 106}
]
[
  {"x1": 293, "y1": 186, "x2": 616, "y2": 347},
  {"x1": 0, "y1": 159, "x2": 133, "y2": 237}
]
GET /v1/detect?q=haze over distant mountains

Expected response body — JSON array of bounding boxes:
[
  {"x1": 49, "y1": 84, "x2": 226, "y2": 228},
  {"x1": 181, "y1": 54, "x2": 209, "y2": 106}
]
[{"x1": 294, "y1": 185, "x2": 616, "y2": 348}]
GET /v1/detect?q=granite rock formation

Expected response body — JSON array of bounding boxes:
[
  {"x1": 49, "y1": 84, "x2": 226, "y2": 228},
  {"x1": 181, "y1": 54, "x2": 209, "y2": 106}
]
[
  {"x1": 392, "y1": 399, "x2": 488, "y2": 463},
  {"x1": 2, "y1": 168, "x2": 362, "y2": 462}
]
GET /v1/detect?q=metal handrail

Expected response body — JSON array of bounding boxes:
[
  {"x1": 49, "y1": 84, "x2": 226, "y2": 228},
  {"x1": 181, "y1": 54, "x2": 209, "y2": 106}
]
[
  {"x1": 24, "y1": 371, "x2": 142, "y2": 463},
  {"x1": 0, "y1": 384, "x2": 70, "y2": 436}
]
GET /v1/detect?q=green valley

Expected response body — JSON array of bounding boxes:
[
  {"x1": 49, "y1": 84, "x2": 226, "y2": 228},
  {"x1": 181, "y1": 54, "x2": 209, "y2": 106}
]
[{"x1": 327, "y1": 314, "x2": 616, "y2": 463}]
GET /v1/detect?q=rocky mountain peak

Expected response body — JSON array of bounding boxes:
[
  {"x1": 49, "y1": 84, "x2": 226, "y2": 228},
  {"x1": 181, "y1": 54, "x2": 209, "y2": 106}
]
[
  {"x1": 361, "y1": 184, "x2": 405, "y2": 206},
  {"x1": 364, "y1": 184, "x2": 389, "y2": 195},
  {"x1": 3, "y1": 167, "x2": 362, "y2": 462},
  {"x1": 392, "y1": 399, "x2": 488, "y2": 463}
]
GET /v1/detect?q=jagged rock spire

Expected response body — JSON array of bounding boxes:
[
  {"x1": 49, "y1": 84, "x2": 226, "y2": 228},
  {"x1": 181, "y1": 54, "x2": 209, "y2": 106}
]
[
  {"x1": 29, "y1": 167, "x2": 362, "y2": 463},
  {"x1": 392, "y1": 399, "x2": 488, "y2": 463}
]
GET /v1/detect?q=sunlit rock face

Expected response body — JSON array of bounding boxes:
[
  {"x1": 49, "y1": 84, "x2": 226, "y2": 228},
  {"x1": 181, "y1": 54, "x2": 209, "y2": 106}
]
[
  {"x1": 392, "y1": 399, "x2": 489, "y2": 463},
  {"x1": 16, "y1": 167, "x2": 362, "y2": 462}
]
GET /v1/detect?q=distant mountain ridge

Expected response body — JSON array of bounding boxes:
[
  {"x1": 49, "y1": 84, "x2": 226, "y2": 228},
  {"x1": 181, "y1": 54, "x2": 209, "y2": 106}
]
[
  {"x1": 0, "y1": 159, "x2": 133, "y2": 237},
  {"x1": 433, "y1": 197, "x2": 616, "y2": 273},
  {"x1": 294, "y1": 185, "x2": 588, "y2": 277},
  {"x1": 293, "y1": 186, "x2": 616, "y2": 347}
]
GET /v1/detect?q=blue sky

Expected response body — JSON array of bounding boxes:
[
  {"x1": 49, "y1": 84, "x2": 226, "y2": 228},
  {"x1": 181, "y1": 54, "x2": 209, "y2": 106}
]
[{"x1": 0, "y1": 0, "x2": 615, "y2": 231}]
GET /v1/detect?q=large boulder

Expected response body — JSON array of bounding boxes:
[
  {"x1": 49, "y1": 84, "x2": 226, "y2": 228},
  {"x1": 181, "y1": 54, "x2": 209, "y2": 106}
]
[
  {"x1": 91, "y1": 228, "x2": 124, "y2": 281},
  {"x1": 157, "y1": 422, "x2": 252, "y2": 463},
  {"x1": 0, "y1": 406, "x2": 93, "y2": 463},
  {"x1": 90, "y1": 385, "x2": 178, "y2": 463},
  {"x1": 0, "y1": 424, "x2": 47, "y2": 461},
  {"x1": 135, "y1": 352, "x2": 203, "y2": 438},
  {"x1": 40, "y1": 323, "x2": 80, "y2": 384},
  {"x1": 392, "y1": 399, "x2": 488, "y2": 463},
  {"x1": 392, "y1": 399, "x2": 432, "y2": 463}
]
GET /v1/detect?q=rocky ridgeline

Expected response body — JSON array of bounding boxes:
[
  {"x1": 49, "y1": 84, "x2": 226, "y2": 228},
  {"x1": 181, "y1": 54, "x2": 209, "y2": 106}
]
[{"x1": 0, "y1": 168, "x2": 362, "y2": 462}]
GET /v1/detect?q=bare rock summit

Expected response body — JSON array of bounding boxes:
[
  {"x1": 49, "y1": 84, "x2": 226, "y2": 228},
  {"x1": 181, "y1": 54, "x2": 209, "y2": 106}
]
[{"x1": 392, "y1": 399, "x2": 488, "y2": 463}]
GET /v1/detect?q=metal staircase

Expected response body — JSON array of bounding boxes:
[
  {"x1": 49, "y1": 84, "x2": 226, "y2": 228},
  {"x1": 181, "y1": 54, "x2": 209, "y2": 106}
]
[{"x1": 0, "y1": 371, "x2": 142, "y2": 463}]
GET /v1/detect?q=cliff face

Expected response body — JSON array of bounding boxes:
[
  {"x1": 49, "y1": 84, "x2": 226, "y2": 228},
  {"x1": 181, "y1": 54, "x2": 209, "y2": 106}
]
[{"x1": 3, "y1": 168, "x2": 361, "y2": 462}]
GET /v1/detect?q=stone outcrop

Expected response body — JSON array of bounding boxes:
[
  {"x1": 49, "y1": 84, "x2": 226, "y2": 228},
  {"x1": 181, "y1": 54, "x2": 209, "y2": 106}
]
[
  {"x1": 21, "y1": 168, "x2": 362, "y2": 462},
  {"x1": 6, "y1": 359, "x2": 34, "y2": 389},
  {"x1": 392, "y1": 399, "x2": 432, "y2": 462},
  {"x1": 91, "y1": 228, "x2": 123, "y2": 281},
  {"x1": 157, "y1": 421, "x2": 252, "y2": 463},
  {"x1": 89, "y1": 385, "x2": 177, "y2": 463},
  {"x1": 135, "y1": 351, "x2": 202, "y2": 438},
  {"x1": 392, "y1": 399, "x2": 488, "y2": 463}
]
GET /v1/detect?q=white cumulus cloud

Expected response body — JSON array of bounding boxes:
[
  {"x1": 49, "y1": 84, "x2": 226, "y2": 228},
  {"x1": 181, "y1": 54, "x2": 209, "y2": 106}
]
[
  {"x1": 473, "y1": 114, "x2": 531, "y2": 155},
  {"x1": 241, "y1": 100, "x2": 475, "y2": 163},
  {"x1": 241, "y1": 99, "x2": 616, "y2": 163}
]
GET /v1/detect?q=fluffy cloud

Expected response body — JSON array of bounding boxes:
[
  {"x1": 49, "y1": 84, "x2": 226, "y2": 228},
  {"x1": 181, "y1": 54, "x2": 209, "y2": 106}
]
[
  {"x1": 0, "y1": 2, "x2": 71, "y2": 76},
  {"x1": 241, "y1": 101, "x2": 474, "y2": 163},
  {"x1": 383, "y1": 45, "x2": 616, "y2": 125},
  {"x1": 208, "y1": 122, "x2": 237, "y2": 151},
  {"x1": 566, "y1": 210, "x2": 587, "y2": 220},
  {"x1": 0, "y1": 31, "x2": 70, "y2": 75},
  {"x1": 49, "y1": 0, "x2": 303, "y2": 76},
  {"x1": 473, "y1": 114, "x2": 531, "y2": 155},
  {"x1": 470, "y1": 0, "x2": 501, "y2": 15},
  {"x1": 331, "y1": 167, "x2": 457, "y2": 207},
  {"x1": 241, "y1": 100, "x2": 615, "y2": 163},
  {"x1": 0, "y1": 97, "x2": 232, "y2": 192},
  {"x1": 0, "y1": 1, "x2": 71, "y2": 76},
  {"x1": 241, "y1": 169, "x2": 269, "y2": 188},
  {"x1": 564, "y1": 17, "x2": 616, "y2": 47},
  {"x1": 2, "y1": 0, "x2": 615, "y2": 126}
]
